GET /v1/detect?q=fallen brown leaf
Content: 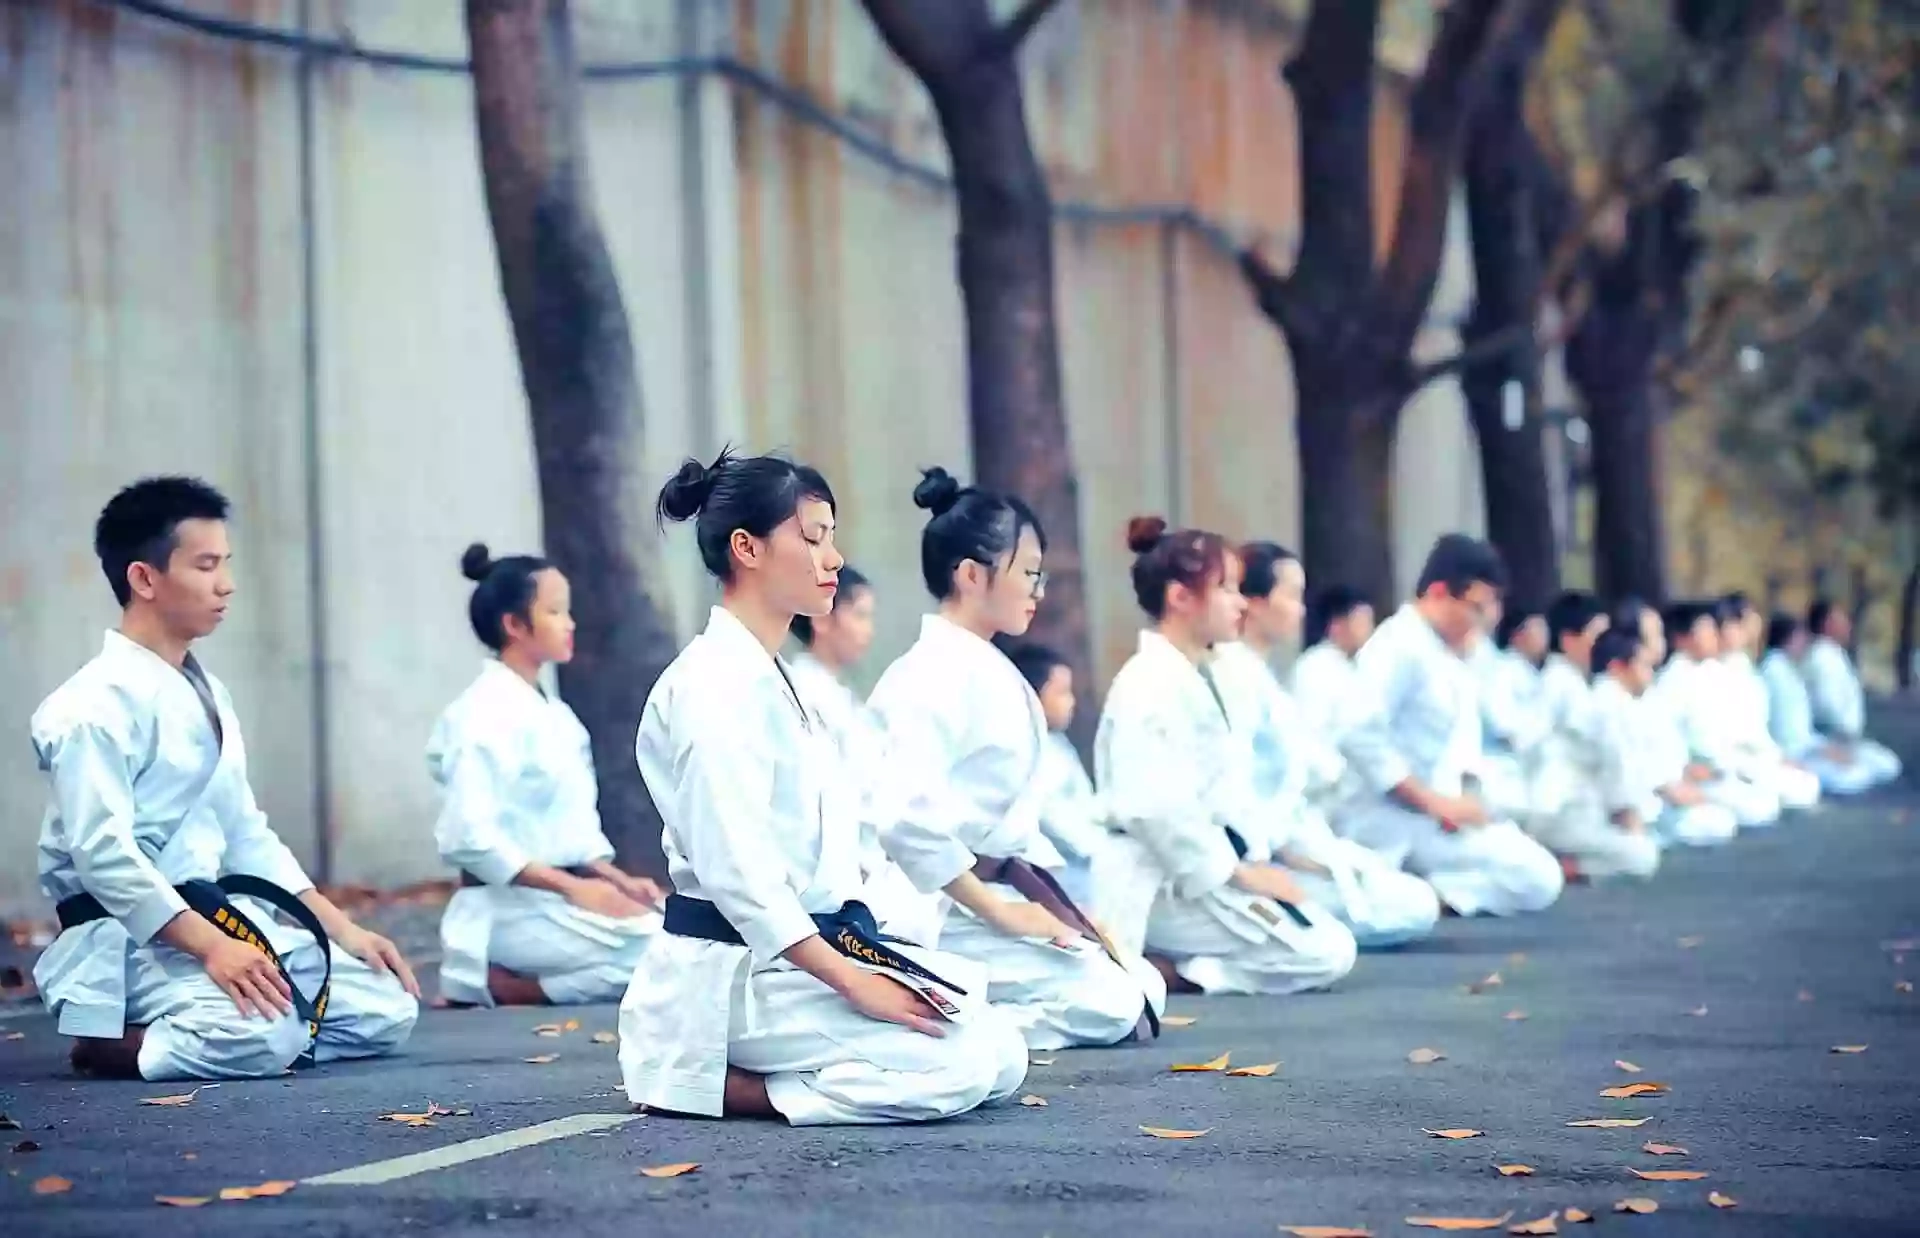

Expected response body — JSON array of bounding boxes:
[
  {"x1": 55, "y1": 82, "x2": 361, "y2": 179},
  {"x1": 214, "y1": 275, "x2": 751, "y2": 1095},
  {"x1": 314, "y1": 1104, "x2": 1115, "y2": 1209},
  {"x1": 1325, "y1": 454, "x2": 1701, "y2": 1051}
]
[
  {"x1": 1423, "y1": 1128, "x2": 1485, "y2": 1139},
  {"x1": 1684, "y1": 1006, "x2": 1708, "y2": 1017},
  {"x1": 0, "y1": 1115, "x2": 19, "y2": 1130},
  {"x1": 1600, "y1": 1083, "x2": 1669, "y2": 1099},
  {"x1": 155, "y1": 1195, "x2": 211, "y2": 1208},
  {"x1": 1019, "y1": 1094, "x2": 1048, "y2": 1107},
  {"x1": 33, "y1": 1175, "x2": 72, "y2": 1195},
  {"x1": 1708, "y1": 1191, "x2": 1737, "y2": 1209},
  {"x1": 562, "y1": 1018, "x2": 581, "y2": 1032},
  {"x1": 533, "y1": 1024, "x2": 564, "y2": 1038},
  {"x1": 1496, "y1": 1164, "x2": 1535, "y2": 1176},
  {"x1": 638, "y1": 1162, "x2": 699, "y2": 1178},
  {"x1": 1405, "y1": 1213, "x2": 1514, "y2": 1231},
  {"x1": 1631, "y1": 1170, "x2": 1705, "y2": 1182},
  {"x1": 1614, "y1": 1060, "x2": 1643, "y2": 1073},
  {"x1": 1895, "y1": 981, "x2": 1913, "y2": 993},
  {"x1": 1280, "y1": 1228, "x2": 1373, "y2": 1238},
  {"x1": 1567, "y1": 1118, "x2": 1650, "y2": 1128},
  {"x1": 14, "y1": 1140, "x2": 41, "y2": 1153},
  {"x1": 1504, "y1": 1010, "x2": 1529, "y2": 1022},
  {"x1": 1160, "y1": 1015, "x2": 1198, "y2": 1027},
  {"x1": 1467, "y1": 972, "x2": 1504, "y2": 994},
  {"x1": 1613, "y1": 1198, "x2": 1658, "y2": 1215},
  {"x1": 4, "y1": 1032, "x2": 24, "y2": 1041},
  {"x1": 1138, "y1": 1126, "x2": 1210, "y2": 1139},
  {"x1": 1408, "y1": 1048, "x2": 1446, "y2": 1065},
  {"x1": 139, "y1": 1089, "x2": 199, "y2": 1107},
  {"x1": 181, "y1": 1152, "x2": 197, "y2": 1161},
  {"x1": 524, "y1": 1054, "x2": 559, "y2": 1065},
  {"x1": 1677, "y1": 936, "x2": 1703, "y2": 949},
  {"x1": 1030, "y1": 1056, "x2": 1056, "y2": 1065},
  {"x1": 1171, "y1": 1052, "x2": 1231, "y2": 1073},
  {"x1": 1509, "y1": 1214, "x2": 1558, "y2": 1236},
  {"x1": 590, "y1": 1031, "x2": 616, "y2": 1045},
  {"x1": 218, "y1": 1180, "x2": 297, "y2": 1201},
  {"x1": 1831, "y1": 1044, "x2": 1869, "y2": 1054},
  {"x1": 1641, "y1": 1142, "x2": 1688, "y2": 1156},
  {"x1": 1562, "y1": 1208, "x2": 1591, "y2": 1223},
  {"x1": 1228, "y1": 1062, "x2": 1280, "y2": 1077}
]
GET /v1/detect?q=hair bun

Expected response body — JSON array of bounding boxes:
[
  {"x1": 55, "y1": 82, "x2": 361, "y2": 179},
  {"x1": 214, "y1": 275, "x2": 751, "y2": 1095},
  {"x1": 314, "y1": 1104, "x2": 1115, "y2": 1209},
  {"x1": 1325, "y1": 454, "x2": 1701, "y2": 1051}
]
[
  {"x1": 657, "y1": 456, "x2": 718, "y2": 523},
  {"x1": 1125, "y1": 515, "x2": 1169, "y2": 554},
  {"x1": 912, "y1": 466, "x2": 962, "y2": 516},
  {"x1": 460, "y1": 542, "x2": 494, "y2": 582}
]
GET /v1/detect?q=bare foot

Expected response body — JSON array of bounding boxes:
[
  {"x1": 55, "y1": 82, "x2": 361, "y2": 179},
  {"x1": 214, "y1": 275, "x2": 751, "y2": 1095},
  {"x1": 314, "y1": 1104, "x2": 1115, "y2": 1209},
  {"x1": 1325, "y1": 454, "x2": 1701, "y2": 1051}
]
[
  {"x1": 640, "y1": 1067, "x2": 779, "y2": 1120},
  {"x1": 70, "y1": 1030, "x2": 145, "y2": 1079},
  {"x1": 486, "y1": 965, "x2": 549, "y2": 1006},
  {"x1": 1145, "y1": 953, "x2": 1203, "y2": 994}
]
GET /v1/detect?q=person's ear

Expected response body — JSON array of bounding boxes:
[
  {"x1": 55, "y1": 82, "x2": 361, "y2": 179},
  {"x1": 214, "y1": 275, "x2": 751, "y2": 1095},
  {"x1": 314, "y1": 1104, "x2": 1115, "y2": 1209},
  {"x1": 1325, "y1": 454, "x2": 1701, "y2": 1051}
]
[{"x1": 729, "y1": 528, "x2": 759, "y2": 572}]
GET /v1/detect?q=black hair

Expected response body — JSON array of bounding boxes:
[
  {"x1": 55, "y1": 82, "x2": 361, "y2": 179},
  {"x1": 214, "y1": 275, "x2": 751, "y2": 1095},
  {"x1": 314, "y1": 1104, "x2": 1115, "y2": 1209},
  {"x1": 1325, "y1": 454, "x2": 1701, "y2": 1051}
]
[
  {"x1": 1238, "y1": 541, "x2": 1299, "y2": 601},
  {"x1": 1306, "y1": 584, "x2": 1372, "y2": 645},
  {"x1": 1546, "y1": 590, "x2": 1607, "y2": 652},
  {"x1": 1807, "y1": 596, "x2": 1835, "y2": 637},
  {"x1": 656, "y1": 446, "x2": 836, "y2": 582},
  {"x1": 912, "y1": 466, "x2": 1046, "y2": 600},
  {"x1": 1591, "y1": 626, "x2": 1642, "y2": 675},
  {"x1": 996, "y1": 638, "x2": 1070, "y2": 695},
  {"x1": 461, "y1": 543, "x2": 553, "y2": 652},
  {"x1": 1722, "y1": 590, "x2": 1751, "y2": 616},
  {"x1": 1663, "y1": 600, "x2": 1717, "y2": 643},
  {"x1": 94, "y1": 476, "x2": 231, "y2": 607},
  {"x1": 1610, "y1": 595, "x2": 1652, "y2": 634},
  {"x1": 1414, "y1": 533, "x2": 1508, "y2": 598},
  {"x1": 1765, "y1": 611, "x2": 1801, "y2": 653},
  {"x1": 1127, "y1": 516, "x2": 1232, "y2": 619},
  {"x1": 1712, "y1": 594, "x2": 1746, "y2": 626},
  {"x1": 791, "y1": 563, "x2": 870, "y2": 645},
  {"x1": 1494, "y1": 601, "x2": 1546, "y2": 650}
]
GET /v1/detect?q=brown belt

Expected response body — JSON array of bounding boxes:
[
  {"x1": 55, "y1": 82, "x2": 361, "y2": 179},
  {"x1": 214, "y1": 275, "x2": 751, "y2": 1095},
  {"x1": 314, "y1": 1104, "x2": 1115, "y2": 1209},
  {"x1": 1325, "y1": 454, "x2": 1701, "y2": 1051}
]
[
  {"x1": 972, "y1": 855, "x2": 1159, "y2": 1042},
  {"x1": 459, "y1": 864, "x2": 598, "y2": 889}
]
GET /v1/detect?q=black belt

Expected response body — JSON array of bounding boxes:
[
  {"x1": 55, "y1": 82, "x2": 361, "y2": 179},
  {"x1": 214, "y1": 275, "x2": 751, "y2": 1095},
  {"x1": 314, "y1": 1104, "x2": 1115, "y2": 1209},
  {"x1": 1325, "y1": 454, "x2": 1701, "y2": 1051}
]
[
  {"x1": 459, "y1": 865, "x2": 596, "y2": 889},
  {"x1": 661, "y1": 895, "x2": 968, "y2": 998},
  {"x1": 56, "y1": 875, "x2": 331, "y2": 1064},
  {"x1": 1220, "y1": 828, "x2": 1314, "y2": 929},
  {"x1": 973, "y1": 855, "x2": 1160, "y2": 1042}
]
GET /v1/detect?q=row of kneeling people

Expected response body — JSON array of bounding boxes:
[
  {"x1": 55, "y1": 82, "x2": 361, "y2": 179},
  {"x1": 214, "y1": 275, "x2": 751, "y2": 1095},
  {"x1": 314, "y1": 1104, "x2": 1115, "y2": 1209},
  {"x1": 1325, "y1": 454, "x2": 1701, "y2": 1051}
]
[{"x1": 27, "y1": 464, "x2": 1902, "y2": 1126}]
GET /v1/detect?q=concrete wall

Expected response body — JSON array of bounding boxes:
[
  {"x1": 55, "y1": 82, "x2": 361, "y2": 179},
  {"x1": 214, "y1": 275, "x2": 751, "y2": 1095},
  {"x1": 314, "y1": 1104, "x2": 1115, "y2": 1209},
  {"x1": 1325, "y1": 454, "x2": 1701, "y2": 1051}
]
[{"x1": 0, "y1": 0, "x2": 1485, "y2": 912}]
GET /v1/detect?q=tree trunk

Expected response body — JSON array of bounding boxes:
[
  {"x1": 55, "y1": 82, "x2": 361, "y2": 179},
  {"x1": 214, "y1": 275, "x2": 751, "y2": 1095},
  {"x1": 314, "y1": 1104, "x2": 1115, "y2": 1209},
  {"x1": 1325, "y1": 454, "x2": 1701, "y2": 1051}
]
[
  {"x1": 1460, "y1": 25, "x2": 1560, "y2": 608},
  {"x1": 1241, "y1": 0, "x2": 1541, "y2": 606},
  {"x1": 1580, "y1": 373, "x2": 1667, "y2": 602},
  {"x1": 857, "y1": 0, "x2": 1097, "y2": 750},
  {"x1": 1897, "y1": 566, "x2": 1918, "y2": 692},
  {"x1": 468, "y1": 0, "x2": 678, "y2": 876}
]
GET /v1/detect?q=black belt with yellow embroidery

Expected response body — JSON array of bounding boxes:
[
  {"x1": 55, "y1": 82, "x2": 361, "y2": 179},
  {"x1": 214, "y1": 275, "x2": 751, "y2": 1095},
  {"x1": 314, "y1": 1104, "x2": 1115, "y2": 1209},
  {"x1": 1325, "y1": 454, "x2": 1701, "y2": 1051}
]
[
  {"x1": 661, "y1": 894, "x2": 968, "y2": 997},
  {"x1": 56, "y1": 875, "x2": 331, "y2": 1063}
]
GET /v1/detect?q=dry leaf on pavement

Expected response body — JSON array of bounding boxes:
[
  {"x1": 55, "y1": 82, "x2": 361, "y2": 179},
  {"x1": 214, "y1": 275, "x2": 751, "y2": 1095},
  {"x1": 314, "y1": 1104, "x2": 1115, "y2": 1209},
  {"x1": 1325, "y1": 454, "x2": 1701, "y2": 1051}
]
[
  {"x1": 33, "y1": 1175, "x2": 73, "y2": 1195},
  {"x1": 1895, "y1": 981, "x2": 1913, "y2": 993},
  {"x1": 0, "y1": 1115, "x2": 19, "y2": 1130},
  {"x1": 14, "y1": 1140, "x2": 41, "y2": 1153},
  {"x1": 638, "y1": 1162, "x2": 699, "y2": 1178},
  {"x1": 1641, "y1": 1142, "x2": 1688, "y2": 1156},
  {"x1": 562, "y1": 1018, "x2": 581, "y2": 1032},
  {"x1": 1160, "y1": 1016, "x2": 1198, "y2": 1027},
  {"x1": 1613, "y1": 1198, "x2": 1658, "y2": 1215},
  {"x1": 218, "y1": 1180, "x2": 298, "y2": 1201},
  {"x1": 1227, "y1": 1063, "x2": 1280, "y2": 1077},
  {"x1": 1631, "y1": 1170, "x2": 1705, "y2": 1181},
  {"x1": 1614, "y1": 1060, "x2": 1642, "y2": 1073},
  {"x1": 1423, "y1": 1128, "x2": 1485, "y2": 1139},
  {"x1": 1831, "y1": 1045, "x2": 1868, "y2": 1054},
  {"x1": 1405, "y1": 1213, "x2": 1514, "y2": 1230},
  {"x1": 1281, "y1": 1227, "x2": 1373, "y2": 1238},
  {"x1": 1171, "y1": 1052, "x2": 1231, "y2": 1073},
  {"x1": 4, "y1": 1032, "x2": 25, "y2": 1041},
  {"x1": 1138, "y1": 1126, "x2": 1211, "y2": 1139},
  {"x1": 1408, "y1": 1048, "x2": 1446, "y2": 1065},
  {"x1": 1030, "y1": 1057, "x2": 1056, "y2": 1065},
  {"x1": 1566, "y1": 1118, "x2": 1650, "y2": 1128},
  {"x1": 1796, "y1": 989, "x2": 1814, "y2": 1002},
  {"x1": 524, "y1": 1054, "x2": 559, "y2": 1065},
  {"x1": 1684, "y1": 1006, "x2": 1708, "y2": 1017},
  {"x1": 139, "y1": 1089, "x2": 200, "y2": 1107},
  {"x1": 1600, "y1": 1083, "x2": 1668, "y2": 1099},
  {"x1": 1504, "y1": 1011, "x2": 1529, "y2": 1022},
  {"x1": 1467, "y1": 972, "x2": 1504, "y2": 994},
  {"x1": 1677, "y1": 936, "x2": 1702, "y2": 948},
  {"x1": 155, "y1": 1196, "x2": 211, "y2": 1208},
  {"x1": 1496, "y1": 1164, "x2": 1535, "y2": 1176},
  {"x1": 1708, "y1": 1192, "x2": 1737, "y2": 1209},
  {"x1": 591, "y1": 1031, "x2": 616, "y2": 1045},
  {"x1": 1019, "y1": 1094, "x2": 1048, "y2": 1107},
  {"x1": 532, "y1": 1023, "x2": 565, "y2": 1037},
  {"x1": 1509, "y1": 1214, "x2": 1558, "y2": 1236},
  {"x1": 1562, "y1": 1208, "x2": 1591, "y2": 1223}
]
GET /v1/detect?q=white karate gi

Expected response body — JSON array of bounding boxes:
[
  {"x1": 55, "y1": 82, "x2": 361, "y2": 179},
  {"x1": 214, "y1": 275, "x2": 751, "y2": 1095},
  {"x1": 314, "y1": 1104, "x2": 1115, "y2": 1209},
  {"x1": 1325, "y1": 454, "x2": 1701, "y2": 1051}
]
[
  {"x1": 1630, "y1": 677, "x2": 1741, "y2": 847},
  {"x1": 1289, "y1": 641, "x2": 1374, "y2": 810},
  {"x1": 1803, "y1": 637, "x2": 1904, "y2": 788},
  {"x1": 1527, "y1": 675, "x2": 1661, "y2": 879},
  {"x1": 1332, "y1": 606, "x2": 1565, "y2": 917},
  {"x1": 1468, "y1": 644, "x2": 1555, "y2": 824},
  {"x1": 618, "y1": 607, "x2": 1028, "y2": 1125},
  {"x1": 865, "y1": 616, "x2": 1165, "y2": 1051},
  {"x1": 426, "y1": 660, "x2": 659, "y2": 1006},
  {"x1": 1654, "y1": 657, "x2": 1786, "y2": 825},
  {"x1": 1212, "y1": 642, "x2": 1438, "y2": 948},
  {"x1": 779, "y1": 652, "x2": 914, "y2": 903},
  {"x1": 31, "y1": 631, "x2": 418, "y2": 1081},
  {"x1": 1760, "y1": 650, "x2": 1881, "y2": 795},
  {"x1": 1092, "y1": 633, "x2": 1358, "y2": 994},
  {"x1": 1029, "y1": 731, "x2": 1111, "y2": 910}
]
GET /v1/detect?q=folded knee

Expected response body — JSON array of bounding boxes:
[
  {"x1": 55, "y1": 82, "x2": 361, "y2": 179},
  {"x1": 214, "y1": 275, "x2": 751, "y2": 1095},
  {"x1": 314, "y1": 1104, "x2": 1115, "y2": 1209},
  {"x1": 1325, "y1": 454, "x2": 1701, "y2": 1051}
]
[{"x1": 155, "y1": 1010, "x2": 311, "y2": 1080}]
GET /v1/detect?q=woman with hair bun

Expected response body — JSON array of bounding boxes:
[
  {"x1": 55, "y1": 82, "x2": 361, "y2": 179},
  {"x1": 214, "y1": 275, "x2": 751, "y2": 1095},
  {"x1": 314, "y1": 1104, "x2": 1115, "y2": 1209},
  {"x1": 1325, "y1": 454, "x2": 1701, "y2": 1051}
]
[
  {"x1": 1094, "y1": 517, "x2": 1359, "y2": 996},
  {"x1": 426, "y1": 545, "x2": 664, "y2": 1008},
  {"x1": 620, "y1": 449, "x2": 1028, "y2": 1126},
  {"x1": 864, "y1": 467, "x2": 1166, "y2": 1052}
]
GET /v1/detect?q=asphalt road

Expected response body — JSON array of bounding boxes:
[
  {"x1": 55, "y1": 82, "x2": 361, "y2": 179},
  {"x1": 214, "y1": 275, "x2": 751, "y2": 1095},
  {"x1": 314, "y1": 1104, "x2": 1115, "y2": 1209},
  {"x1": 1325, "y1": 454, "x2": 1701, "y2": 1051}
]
[{"x1": 6, "y1": 721, "x2": 1919, "y2": 1237}]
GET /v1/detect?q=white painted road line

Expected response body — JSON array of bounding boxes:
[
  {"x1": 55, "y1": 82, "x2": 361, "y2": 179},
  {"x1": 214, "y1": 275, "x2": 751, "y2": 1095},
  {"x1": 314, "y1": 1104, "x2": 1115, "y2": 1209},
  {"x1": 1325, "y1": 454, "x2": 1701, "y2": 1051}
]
[{"x1": 302, "y1": 1112, "x2": 640, "y2": 1186}]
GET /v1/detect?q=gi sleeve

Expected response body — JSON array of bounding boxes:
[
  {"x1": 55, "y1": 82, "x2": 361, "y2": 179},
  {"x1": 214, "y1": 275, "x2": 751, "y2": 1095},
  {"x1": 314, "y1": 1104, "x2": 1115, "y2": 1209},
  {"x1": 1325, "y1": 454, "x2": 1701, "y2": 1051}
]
[
  {"x1": 864, "y1": 703, "x2": 983, "y2": 895},
  {"x1": 1100, "y1": 703, "x2": 1240, "y2": 900},
  {"x1": 430, "y1": 729, "x2": 531, "y2": 886},
  {"x1": 1343, "y1": 636, "x2": 1414, "y2": 794}
]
